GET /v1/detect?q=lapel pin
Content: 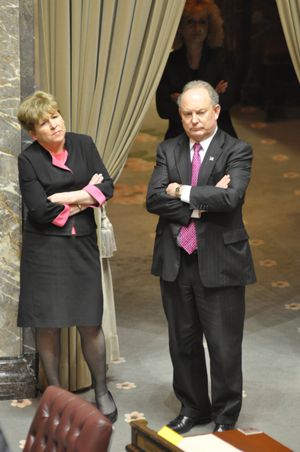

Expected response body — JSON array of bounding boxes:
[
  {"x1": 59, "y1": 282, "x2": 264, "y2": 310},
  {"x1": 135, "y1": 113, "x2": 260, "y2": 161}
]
[{"x1": 209, "y1": 156, "x2": 214, "y2": 161}]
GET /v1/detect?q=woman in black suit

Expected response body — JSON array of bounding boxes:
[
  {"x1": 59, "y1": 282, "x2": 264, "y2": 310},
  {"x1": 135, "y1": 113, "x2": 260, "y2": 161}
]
[
  {"x1": 17, "y1": 91, "x2": 117, "y2": 422},
  {"x1": 156, "y1": 0, "x2": 237, "y2": 139}
]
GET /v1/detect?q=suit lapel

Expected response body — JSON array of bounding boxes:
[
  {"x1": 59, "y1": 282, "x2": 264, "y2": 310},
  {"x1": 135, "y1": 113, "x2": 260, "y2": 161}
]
[
  {"x1": 198, "y1": 129, "x2": 225, "y2": 185},
  {"x1": 175, "y1": 134, "x2": 191, "y2": 184}
]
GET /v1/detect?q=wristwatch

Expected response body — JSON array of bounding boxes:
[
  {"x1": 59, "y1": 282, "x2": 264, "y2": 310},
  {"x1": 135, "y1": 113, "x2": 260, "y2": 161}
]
[{"x1": 175, "y1": 184, "x2": 182, "y2": 198}]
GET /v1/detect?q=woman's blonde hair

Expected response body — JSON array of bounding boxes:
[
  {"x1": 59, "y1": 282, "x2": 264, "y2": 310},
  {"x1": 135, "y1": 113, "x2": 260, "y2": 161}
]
[
  {"x1": 17, "y1": 91, "x2": 59, "y2": 132},
  {"x1": 178, "y1": 0, "x2": 224, "y2": 48}
]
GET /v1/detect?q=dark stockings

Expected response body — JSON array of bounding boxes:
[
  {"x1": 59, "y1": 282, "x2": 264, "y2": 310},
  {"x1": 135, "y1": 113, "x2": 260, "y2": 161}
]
[
  {"x1": 35, "y1": 328, "x2": 61, "y2": 386},
  {"x1": 36, "y1": 325, "x2": 116, "y2": 416},
  {"x1": 78, "y1": 325, "x2": 116, "y2": 416}
]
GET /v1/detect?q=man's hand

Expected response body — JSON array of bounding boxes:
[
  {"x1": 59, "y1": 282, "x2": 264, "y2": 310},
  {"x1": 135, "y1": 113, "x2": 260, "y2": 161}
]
[
  {"x1": 166, "y1": 182, "x2": 181, "y2": 198},
  {"x1": 216, "y1": 174, "x2": 230, "y2": 188},
  {"x1": 166, "y1": 175, "x2": 230, "y2": 199}
]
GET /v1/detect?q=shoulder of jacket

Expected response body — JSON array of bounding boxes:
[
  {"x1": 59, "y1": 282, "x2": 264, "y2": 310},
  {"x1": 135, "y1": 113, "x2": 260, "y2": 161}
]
[
  {"x1": 161, "y1": 133, "x2": 186, "y2": 147},
  {"x1": 217, "y1": 129, "x2": 252, "y2": 152},
  {"x1": 66, "y1": 132, "x2": 92, "y2": 142},
  {"x1": 19, "y1": 140, "x2": 44, "y2": 160},
  {"x1": 167, "y1": 47, "x2": 186, "y2": 65},
  {"x1": 65, "y1": 133, "x2": 94, "y2": 153},
  {"x1": 158, "y1": 134, "x2": 188, "y2": 157}
]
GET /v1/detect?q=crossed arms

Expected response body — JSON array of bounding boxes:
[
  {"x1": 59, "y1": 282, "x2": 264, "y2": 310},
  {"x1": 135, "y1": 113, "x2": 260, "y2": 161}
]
[{"x1": 146, "y1": 141, "x2": 253, "y2": 224}]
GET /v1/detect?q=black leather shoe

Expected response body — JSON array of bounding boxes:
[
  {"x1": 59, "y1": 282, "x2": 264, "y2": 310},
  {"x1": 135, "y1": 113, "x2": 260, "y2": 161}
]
[
  {"x1": 104, "y1": 406, "x2": 118, "y2": 423},
  {"x1": 213, "y1": 423, "x2": 235, "y2": 432},
  {"x1": 96, "y1": 390, "x2": 118, "y2": 423},
  {"x1": 167, "y1": 414, "x2": 211, "y2": 434}
]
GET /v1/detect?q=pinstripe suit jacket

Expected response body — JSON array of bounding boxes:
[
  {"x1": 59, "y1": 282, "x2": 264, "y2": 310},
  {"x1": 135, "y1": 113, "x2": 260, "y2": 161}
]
[{"x1": 146, "y1": 129, "x2": 256, "y2": 288}]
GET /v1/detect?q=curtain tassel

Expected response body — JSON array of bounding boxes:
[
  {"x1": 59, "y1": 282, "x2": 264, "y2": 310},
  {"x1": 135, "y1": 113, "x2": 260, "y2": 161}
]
[{"x1": 100, "y1": 205, "x2": 117, "y2": 258}]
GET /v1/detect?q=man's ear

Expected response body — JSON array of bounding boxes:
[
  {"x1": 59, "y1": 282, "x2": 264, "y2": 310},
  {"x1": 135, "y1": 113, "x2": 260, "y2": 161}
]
[{"x1": 214, "y1": 104, "x2": 221, "y2": 119}]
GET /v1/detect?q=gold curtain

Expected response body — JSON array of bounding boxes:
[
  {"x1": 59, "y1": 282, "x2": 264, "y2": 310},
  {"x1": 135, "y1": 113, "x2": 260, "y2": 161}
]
[
  {"x1": 276, "y1": 0, "x2": 300, "y2": 82},
  {"x1": 36, "y1": 0, "x2": 185, "y2": 391}
]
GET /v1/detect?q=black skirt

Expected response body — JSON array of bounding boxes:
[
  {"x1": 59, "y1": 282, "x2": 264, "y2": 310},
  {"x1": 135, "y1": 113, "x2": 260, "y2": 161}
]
[{"x1": 18, "y1": 231, "x2": 103, "y2": 327}]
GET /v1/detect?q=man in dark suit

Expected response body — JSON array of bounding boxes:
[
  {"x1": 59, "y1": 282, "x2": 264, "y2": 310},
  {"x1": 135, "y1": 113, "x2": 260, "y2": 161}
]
[{"x1": 146, "y1": 80, "x2": 256, "y2": 434}]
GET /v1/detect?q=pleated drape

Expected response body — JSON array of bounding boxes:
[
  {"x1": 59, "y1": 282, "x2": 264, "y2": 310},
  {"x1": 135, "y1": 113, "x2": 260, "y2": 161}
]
[
  {"x1": 35, "y1": 0, "x2": 185, "y2": 391},
  {"x1": 276, "y1": 0, "x2": 300, "y2": 82}
]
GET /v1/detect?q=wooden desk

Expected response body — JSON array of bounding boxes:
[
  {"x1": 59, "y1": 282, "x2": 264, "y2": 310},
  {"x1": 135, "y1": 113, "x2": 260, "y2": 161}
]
[
  {"x1": 126, "y1": 420, "x2": 182, "y2": 451},
  {"x1": 214, "y1": 429, "x2": 292, "y2": 452},
  {"x1": 126, "y1": 420, "x2": 293, "y2": 452}
]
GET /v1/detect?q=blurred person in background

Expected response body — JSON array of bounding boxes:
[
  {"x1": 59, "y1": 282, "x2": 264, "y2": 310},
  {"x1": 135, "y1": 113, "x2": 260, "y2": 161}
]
[{"x1": 156, "y1": 0, "x2": 237, "y2": 139}]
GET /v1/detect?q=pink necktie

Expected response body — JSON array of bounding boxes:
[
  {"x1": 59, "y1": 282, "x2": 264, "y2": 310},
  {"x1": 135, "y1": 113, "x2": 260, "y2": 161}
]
[{"x1": 179, "y1": 143, "x2": 202, "y2": 254}]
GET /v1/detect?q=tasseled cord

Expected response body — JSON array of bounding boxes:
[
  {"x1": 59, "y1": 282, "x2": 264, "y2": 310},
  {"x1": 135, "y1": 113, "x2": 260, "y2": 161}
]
[{"x1": 100, "y1": 205, "x2": 117, "y2": 258}]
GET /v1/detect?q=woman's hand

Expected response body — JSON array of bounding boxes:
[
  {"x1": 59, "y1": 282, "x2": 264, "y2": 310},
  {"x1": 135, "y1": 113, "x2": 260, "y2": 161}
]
[
  {"x1": 215, "y1": 80, "x2": 228, "y2": 94},
  {"x1": 170, "y1": 92, "x2": 181, "y2": 103},
  {"x1": 88, "y1": 173, "x2": 103, "y2": 185},
  {"x1": 69, "y1": 204, "x2": 87, "y2": 216},
  {"x1": 216, "y1": 174, "x2": 230, "y2": 188}
]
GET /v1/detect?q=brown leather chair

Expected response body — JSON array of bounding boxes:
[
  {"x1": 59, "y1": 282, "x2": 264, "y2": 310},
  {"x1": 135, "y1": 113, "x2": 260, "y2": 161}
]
[{"x1": 24, "y1": 385, "x2": 113, "y2": 452}]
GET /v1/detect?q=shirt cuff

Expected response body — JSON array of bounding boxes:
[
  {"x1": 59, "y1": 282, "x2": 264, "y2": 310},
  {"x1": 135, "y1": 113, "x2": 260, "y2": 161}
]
[
  {"x1": 181, "y1": 186, "x2": 201, "y2": 218},
  {"x1": 181, "y1": 185, "x2": 191, "y2": 203},
  {"x1": 191, "y1": 210, "x2": 202, "y2": 218},
  {"x1": 52, "y1": 204, "x2": 70, "y2": 227},
  {"x1": 83, "y1": 184, "x2": 106, "y2": 207}
]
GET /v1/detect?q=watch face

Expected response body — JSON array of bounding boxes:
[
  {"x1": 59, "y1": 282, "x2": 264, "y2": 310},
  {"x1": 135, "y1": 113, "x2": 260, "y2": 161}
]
[{"x1": 175, "y1": 185, "x2": 181, "y2": 197}]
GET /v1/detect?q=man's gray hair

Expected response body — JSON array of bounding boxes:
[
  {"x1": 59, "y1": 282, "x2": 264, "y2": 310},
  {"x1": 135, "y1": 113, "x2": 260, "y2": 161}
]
[{"x1": 177, "y1": 80, "x2": 219, "y2": 108}]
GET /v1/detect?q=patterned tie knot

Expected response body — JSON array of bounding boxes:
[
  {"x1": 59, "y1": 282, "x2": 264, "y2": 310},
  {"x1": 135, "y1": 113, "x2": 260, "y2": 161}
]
[{"x1": 194, "y1": 142, "x2": 201, "y2": 153}]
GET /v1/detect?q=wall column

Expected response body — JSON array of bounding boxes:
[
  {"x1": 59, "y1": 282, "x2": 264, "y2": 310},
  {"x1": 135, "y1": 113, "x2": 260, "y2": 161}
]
[{"x1": 0, "y1": 0, "x2": 36, "y2": 399}]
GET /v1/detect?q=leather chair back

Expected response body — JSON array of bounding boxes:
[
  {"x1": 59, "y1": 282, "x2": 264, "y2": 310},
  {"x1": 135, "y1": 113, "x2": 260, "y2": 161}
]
[{"x1": 24, "y1": 385, "x2": 113, "y2": 452}]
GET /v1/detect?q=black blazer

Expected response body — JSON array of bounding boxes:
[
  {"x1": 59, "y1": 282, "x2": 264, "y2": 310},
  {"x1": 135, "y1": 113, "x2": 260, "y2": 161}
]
[
  {"x1": 18, "y1": 132, "x2": 114, "y2": 236},
  {"x1": 146, "y1": 129, "x2": 256, "y2": 288},
  {"x1": 156, "y1": 46, "x2": 237, "y2": 138}
]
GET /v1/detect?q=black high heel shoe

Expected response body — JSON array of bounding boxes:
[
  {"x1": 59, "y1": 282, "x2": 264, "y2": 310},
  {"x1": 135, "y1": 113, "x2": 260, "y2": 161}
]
[{"x1": 96, "y1": 390, "x2": 118, "y2": 423}]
